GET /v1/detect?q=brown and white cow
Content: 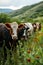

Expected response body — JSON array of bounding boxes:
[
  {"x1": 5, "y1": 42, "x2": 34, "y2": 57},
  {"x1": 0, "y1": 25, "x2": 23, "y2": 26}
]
[
  {"x1": 36, "y1": 22, "x2": 41, "y2": 31},
  {"x1": 5, "y1": 22, "x2": 19, "y2": 48},
  {"x1": 32, "y1": 22, "x2": 37, "y2": 32},
  {"x1": 10, "y1": 22, "x2": 18, "y2": 40},
  {"x1": 5, "y1": 22, "x2": 18, "y2": 40},
  {"x1": 32, "y1": 22, "x2": 41, "y2": 32},
  {"x1": 0, "y1": 23, "x2": 13, "y2": 60}
]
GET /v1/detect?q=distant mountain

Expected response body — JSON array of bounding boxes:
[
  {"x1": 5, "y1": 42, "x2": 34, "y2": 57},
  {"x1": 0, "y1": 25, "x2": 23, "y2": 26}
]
[
  {"x1": 9, "y1": 1, "x2": 43, "y2": 19},
  {"x1": 0, "y1": 9, "x2": 13, "y2": 13}
]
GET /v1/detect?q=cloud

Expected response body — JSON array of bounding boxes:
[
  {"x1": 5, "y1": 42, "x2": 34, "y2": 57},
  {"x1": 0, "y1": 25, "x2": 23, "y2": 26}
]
[
  {"x1": 0, "y1": 0, "x2": 43, "y2": 8},
  {"x1": 11, "y1": 0, "x2": 42, "y2": 7},
  {"x1": 11, "y1": 0, "x2": 26, "y2": 6},
  {"x1": 0, "y1": 6, "x2": 23, "y2": 10},
  {"x1": 9, "y1": 6, "x2": 23, "y2": 10},
  {"x1": 0, "y1": 0, "x2": 11, "y2": 6}
]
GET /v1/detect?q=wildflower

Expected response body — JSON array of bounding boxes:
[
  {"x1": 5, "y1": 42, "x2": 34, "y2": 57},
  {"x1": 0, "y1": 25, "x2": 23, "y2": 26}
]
[
  {"x1": 27, "y1": 50, "x2": 31, "y2": 54},
  {"x1": 35, "y1": 55, "x2": 40, "y2": 59},
  {"x1": 27, "y1": 58, "x2": 31, "y2": 62}
]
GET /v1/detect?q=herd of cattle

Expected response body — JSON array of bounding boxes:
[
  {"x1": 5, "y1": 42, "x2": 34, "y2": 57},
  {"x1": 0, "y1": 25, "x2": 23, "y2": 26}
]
[
  {"x1": 0, "y1": 22, "x2": 41, "y2": 49},
  {"x1": 0, "y1": 22, "x2": 41, "y2": 60}
]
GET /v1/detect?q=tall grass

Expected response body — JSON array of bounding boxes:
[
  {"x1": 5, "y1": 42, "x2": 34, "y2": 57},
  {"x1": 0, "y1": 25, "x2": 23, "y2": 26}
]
[{"x1": 0, "y1": 24, "x2": 43, "y2": 65}]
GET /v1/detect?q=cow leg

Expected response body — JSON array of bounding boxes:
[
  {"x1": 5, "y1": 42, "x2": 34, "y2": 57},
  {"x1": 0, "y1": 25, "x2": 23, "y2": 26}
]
[{"x1": 4, "y1": 46, "x2": 7, "y2": 60}]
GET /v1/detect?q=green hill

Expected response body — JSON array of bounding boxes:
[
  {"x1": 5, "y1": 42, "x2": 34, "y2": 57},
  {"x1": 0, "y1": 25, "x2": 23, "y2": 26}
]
[{"x1": 9, "y1": 1, "x2": 43, "y2": 19}]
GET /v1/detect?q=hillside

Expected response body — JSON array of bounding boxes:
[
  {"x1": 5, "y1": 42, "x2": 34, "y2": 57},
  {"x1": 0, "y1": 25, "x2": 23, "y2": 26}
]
[
  {"x1": 9, "y1": 1, "x2": 43, "y2": 19},
  {"x1": 0, "y1": 9, "x2": 13, "y2": 13}
]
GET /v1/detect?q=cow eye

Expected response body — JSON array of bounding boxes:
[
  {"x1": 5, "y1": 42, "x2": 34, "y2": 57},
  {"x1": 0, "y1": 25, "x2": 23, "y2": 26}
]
[{"x1": 26, "y1": 27, "x2": 29, "y2": 30}]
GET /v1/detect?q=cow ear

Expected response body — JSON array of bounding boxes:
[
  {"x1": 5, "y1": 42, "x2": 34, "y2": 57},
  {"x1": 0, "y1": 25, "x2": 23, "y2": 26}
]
[
  {"x1": 5, "y1": 23, "x2": 13, "y2": 35},
  {"x1": 5, "y1": 23, "x2": 10, "y2": 31},
  {"x1": 5, "y1": 23, "x2": 11, "y2": 28}
]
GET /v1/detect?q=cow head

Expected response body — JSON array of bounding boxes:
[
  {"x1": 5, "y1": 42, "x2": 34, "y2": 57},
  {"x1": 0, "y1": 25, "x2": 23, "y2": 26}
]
[
  {"x1": 32, "y1": 23, "x2": 37, "y2": 32},
  {"x1": 36, "y1": 22, "x2": 41, "y2": 31},
  {"x1": 5, "y1": 23, "x2": 13, "y2": 35},
  {"x1": 17, "y1": 24, "x2": 27, "y2": 40},
  {"x1": 39, "y1": 23, "x2": 41, "y2": 31},
  {"x1": 24, "y1": 23, "x2": 30, "y2": 37},
  {"x1": 5, "y1": 22, "x2": 18, "y2": 40},
  {"x1": 24, "y1": 23, "x2": 33, "y2": 38},
  {"x1": 10, "y1": 22, "x2": 18, "y2": 40}
]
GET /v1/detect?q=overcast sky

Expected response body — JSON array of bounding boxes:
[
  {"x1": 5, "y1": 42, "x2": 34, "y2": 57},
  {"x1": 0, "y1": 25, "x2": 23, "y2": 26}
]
[{"x1": 0, "y1": 0, "x2": 42, "y2": 10}]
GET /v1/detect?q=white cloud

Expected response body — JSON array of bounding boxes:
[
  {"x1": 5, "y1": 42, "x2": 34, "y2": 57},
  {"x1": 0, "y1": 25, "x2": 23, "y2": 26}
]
[
  {"x1": 0, "y1": 6, "x2": 23, "y2": 10},
  {"x1": 9, "y1": 6, "x2": 23, "y2": 10},
  {"x1": 11, "y1": 0, "x2": 42, "y2": 7},
  {"x1": 0, "y1": 0, "x2": 42, "y2": 9},
  {"x1": 0, "y1": 0, "x2": 42, "y2": 7},
  {"x1": 0, "y1": 0, "x2": 11, "y2": 6}
]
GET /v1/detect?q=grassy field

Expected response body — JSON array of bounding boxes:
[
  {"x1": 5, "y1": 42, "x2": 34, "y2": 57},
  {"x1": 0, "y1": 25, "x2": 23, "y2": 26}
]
[
  {"x1": 0, "y1": 1, "x2": 43, "y2": 65},
  {"x1": 0, "y1": 23, "x2": 43, "y2": 65}
]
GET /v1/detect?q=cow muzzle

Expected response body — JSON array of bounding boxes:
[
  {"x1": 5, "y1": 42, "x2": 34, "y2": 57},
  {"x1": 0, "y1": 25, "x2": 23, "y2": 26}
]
[{"x1": 12, "y1": 35, "x2": 18, "y2": 40}]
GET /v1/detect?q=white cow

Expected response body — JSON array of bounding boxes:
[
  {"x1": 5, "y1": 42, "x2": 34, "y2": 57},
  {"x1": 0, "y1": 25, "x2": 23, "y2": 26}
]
[{"x1": 24, "y1": 22, "x2": 33, "y2": 37}]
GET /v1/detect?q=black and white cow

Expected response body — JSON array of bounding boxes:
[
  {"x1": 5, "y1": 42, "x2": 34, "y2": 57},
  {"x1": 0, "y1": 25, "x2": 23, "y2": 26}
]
[
  {"x1": 24, "y1": 22, "x2": 33, "y2": 38},
  {"x1": 17, "y1": 24, "x2": 27, "y2": 40}
]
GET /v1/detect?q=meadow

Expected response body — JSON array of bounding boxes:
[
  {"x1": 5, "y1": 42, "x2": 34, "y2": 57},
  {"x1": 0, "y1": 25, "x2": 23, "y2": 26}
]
[
  {"x1": 0, "y1": 23, "x2": 43, "y2": 65},
  {"x1": 0, "y1": 1, "x2": 43, "y2": 65}
]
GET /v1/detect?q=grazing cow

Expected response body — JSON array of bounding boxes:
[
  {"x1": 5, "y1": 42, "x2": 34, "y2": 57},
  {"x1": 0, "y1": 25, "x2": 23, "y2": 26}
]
[
  {"x1": 5, "y1": 22, "x2": 19, "y2": 48},
  {"x1": 39, "y1": 23, "x2": 41, "y2": 31},
  {"x1": 10, "y1": 22, "x2": 18, "y2": 40},
  {"x1": 24, "y1": 22, "x2": 33, "y2": 38},
  {"x1": 32, "y1": 23, "x2": 37, "y2": 32},
  {"x1": 36, "y1": 22, "x2": 41, "y2": 31},
  {"x1": 17, "y1": 24, "x2": 27, "y2": 40},
  {"x1": 5, "y1": 22, "x2": 28, "y2": 40},
  {"x1": 0, "y1": 23, "x2": 13, "y2": 60}
]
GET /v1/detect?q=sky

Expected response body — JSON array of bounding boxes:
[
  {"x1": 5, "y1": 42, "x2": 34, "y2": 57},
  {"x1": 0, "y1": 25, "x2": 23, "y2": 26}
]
[{"x1": 0, "y1": 0, "x2": 42, "y2": 10}]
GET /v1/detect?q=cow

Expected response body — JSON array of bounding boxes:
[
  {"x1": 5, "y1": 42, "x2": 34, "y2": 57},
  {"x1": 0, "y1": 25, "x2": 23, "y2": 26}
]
[
  {"x1": 36, "y1": 22, "x2": 41, "y2": 31},
  {"x1": 39, "y1": 23, "x2": 41, "y2": 31},
  {"x1": 32, "y1": 22, "x2": 37, "y2": 32},
  {"x1": 17, "y1": 23, "x2": 28, "y2": 40},
  {"x1": 32, "y1": 22, "x2": 41, "y2": 32},
  {"x1": 5, "y1": 22, "x2": 19, "y2": 48},
  {"x1": 0, "y1": 23, "x2": 13, "y2": 61},
  {"x1": 17, "y1": 24, "x2": 28, "y2": 48},
  {"x1": 10, "y1": 22, "x2": 18, "y2": 40},
  {"x1": 24, "y1": 22, "x2": 33, "y2": 38}
]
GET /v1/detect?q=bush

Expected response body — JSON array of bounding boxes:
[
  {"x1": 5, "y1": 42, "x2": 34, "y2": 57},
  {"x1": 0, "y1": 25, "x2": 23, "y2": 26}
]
[{"x1": 0, "y1": 13, "x2": 11, "y2": 23}]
